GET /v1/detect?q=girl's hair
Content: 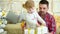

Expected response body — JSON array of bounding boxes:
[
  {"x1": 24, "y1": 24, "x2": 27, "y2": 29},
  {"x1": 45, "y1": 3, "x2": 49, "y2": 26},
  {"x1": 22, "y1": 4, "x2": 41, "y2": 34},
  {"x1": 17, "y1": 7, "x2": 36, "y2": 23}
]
[{"x1": 23, "y1": 0, "x2": 34, "y2": 9}]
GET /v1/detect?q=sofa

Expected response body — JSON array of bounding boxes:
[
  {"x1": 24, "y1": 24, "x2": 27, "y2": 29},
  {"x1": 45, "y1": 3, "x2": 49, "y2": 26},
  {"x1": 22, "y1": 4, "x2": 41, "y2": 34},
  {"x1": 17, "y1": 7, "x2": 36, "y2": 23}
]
[{"x1": 4, "y1": 21, "x2": 24, "y2": 34}]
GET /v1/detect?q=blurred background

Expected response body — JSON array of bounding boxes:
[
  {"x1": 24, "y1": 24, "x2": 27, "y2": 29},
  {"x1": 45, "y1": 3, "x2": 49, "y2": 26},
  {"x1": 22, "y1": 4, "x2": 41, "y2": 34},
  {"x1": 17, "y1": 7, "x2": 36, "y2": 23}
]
[{"x1": 0, "y1": 0, "x2": 60, "y2": 34}]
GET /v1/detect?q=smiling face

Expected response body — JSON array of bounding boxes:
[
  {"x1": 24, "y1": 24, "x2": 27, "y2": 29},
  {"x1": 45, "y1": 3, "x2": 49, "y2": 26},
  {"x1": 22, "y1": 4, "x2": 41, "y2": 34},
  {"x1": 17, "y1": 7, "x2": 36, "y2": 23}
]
[
  {"x1": 39, "y1": 4, "x2": 48, "y2": 14},
  {"x1": 39, "y1": 0, "x2": 49, "y2": 15}
]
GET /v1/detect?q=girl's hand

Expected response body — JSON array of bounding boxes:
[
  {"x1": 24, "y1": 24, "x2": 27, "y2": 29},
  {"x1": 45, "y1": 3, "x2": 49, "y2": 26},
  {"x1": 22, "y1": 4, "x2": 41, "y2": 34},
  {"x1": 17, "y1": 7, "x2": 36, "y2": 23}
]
[
  {"x1": 36, "y1": 23, "x2": 40, "y2": 27},
  {"x1": 42, "y1": 23, "x2": 46, "y2": 26}
]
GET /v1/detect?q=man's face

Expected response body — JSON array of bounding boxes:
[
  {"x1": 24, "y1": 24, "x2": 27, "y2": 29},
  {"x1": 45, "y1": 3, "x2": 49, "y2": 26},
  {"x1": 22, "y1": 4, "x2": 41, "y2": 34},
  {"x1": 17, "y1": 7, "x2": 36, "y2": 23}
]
[{"x1": 39, "y1": 4, "x2": 48, "y2": 14}]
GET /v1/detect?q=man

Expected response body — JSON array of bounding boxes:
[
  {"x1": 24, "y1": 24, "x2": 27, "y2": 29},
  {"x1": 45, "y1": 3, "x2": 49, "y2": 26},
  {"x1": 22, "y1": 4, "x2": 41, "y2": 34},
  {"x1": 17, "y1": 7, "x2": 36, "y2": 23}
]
[{"x1": 38, "y1": 0, "x2": 56, "y2": 34}]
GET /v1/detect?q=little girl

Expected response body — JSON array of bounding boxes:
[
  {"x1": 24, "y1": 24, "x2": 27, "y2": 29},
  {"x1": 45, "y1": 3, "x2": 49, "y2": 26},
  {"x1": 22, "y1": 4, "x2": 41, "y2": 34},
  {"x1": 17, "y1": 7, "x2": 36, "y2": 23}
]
[{"x1": 21, "y1": 0, "x2": 46, "y2": 29}]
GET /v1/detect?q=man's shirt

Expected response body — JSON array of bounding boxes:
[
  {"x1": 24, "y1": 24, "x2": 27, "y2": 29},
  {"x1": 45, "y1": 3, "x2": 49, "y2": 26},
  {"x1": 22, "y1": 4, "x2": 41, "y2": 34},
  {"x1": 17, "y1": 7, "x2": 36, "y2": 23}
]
[{"x1": 38, "y1": 12, "x2": 56, "y2": 34}]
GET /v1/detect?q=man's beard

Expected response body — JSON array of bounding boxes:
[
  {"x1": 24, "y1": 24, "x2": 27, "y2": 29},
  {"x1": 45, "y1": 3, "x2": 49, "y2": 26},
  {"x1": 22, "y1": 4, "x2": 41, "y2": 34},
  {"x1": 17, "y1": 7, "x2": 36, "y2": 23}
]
[{"x1": 40, "y1": 11, "x2": 46, "y2": 15}]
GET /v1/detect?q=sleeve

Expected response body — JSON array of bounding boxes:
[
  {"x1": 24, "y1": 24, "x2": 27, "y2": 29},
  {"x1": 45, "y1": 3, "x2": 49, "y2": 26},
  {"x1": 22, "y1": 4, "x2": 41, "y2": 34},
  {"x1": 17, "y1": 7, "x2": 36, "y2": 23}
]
[
  {"x1": 35, "y1": 11, "x2": 46, "y2": 25},
  {"x1": 51, "y1": 16, "x2": 56, "y2": 33}
]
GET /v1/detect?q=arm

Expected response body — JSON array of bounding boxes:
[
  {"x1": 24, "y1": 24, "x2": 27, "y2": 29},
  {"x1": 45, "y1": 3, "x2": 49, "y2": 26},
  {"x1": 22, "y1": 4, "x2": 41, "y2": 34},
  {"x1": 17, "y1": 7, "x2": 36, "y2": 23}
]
[
  {"x1": 50, "y1": 16, "x2": 56, "y2": 34},
  {"x1": 35, "y1": 12, "x2": 46, "y2": 26}
]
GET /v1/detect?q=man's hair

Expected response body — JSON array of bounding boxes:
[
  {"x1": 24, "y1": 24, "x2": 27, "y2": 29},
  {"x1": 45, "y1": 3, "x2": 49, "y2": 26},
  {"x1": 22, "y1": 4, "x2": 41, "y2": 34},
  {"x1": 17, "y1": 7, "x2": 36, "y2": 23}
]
[{"x1": 39, "y1": 0, "x2": 49, "y2": 7}]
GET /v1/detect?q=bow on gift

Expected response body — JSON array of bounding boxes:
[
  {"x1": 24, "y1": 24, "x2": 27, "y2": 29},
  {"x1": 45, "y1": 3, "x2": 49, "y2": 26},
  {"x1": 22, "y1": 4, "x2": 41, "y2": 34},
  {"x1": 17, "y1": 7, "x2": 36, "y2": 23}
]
[{"x1": 21, "y1": 20, "x2": 26, "y2": 29}]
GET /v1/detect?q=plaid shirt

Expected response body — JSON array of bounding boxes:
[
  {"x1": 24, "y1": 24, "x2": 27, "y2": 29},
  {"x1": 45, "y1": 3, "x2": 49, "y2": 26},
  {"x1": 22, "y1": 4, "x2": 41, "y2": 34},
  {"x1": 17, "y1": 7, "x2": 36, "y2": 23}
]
[{"x1": 38, "y1": 12, "x2": 56, "y2": 34}]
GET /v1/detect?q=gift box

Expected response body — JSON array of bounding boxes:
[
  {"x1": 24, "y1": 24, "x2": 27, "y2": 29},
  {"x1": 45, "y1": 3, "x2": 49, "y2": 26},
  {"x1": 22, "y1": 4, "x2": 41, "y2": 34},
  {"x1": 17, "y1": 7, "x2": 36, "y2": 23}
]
[
  {"x1": 37, "y1": 26, "x2": 48, "y2": 34},
  {"x1": 24, "y1": 28, "x2": 35, "y2": 34},
  {"x1": 24, "y1": 26, "x2": 48, "y2": 34},
  {"x1": 41, "y1": 26, "x2": 48, "y2": 34},
  {"x1": 37, "y1": 27, "x2": 41, "y2": 34}
]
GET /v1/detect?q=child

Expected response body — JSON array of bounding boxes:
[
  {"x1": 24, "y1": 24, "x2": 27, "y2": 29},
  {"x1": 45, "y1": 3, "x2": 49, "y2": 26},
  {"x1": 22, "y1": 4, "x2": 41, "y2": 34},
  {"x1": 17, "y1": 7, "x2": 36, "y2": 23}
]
[{"x1": 21, "y1": 0, "x2": 46, "y2": 29}]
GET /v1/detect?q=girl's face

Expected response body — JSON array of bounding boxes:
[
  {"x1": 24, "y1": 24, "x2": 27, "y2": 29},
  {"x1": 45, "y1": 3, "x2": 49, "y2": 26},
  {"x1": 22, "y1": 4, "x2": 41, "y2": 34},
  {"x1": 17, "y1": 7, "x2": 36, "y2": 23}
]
[{"x1": 27, "y1": 7, "x2": 34, "y2": 13}]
